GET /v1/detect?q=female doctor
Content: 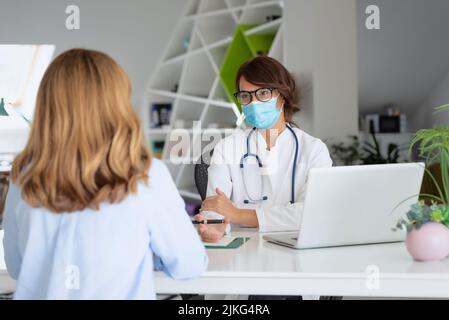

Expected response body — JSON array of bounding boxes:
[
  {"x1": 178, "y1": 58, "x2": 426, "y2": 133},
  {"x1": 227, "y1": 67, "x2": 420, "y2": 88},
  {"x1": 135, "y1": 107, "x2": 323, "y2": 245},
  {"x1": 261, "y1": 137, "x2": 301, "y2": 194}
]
[{"x1": 195, "y1": 56, "x2": 332, "y2": 242}]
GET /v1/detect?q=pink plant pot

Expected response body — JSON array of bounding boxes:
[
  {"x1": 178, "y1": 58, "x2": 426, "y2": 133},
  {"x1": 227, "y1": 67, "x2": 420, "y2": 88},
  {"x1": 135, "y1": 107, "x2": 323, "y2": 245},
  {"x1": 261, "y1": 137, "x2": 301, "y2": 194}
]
[{"x1": 405, "y1": 222, "x2": 449, "y2": 261}]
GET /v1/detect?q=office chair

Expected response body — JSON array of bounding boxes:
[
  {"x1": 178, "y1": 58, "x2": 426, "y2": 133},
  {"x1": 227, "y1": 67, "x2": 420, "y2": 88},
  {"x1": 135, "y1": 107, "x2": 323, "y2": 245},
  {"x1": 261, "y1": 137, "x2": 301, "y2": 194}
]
[
  {"x1": 173, "y1": 150, "x2": 215, "y2": 301},
  {"x1": 194, "y1": 149, "x2": 214, "y2": 201}
]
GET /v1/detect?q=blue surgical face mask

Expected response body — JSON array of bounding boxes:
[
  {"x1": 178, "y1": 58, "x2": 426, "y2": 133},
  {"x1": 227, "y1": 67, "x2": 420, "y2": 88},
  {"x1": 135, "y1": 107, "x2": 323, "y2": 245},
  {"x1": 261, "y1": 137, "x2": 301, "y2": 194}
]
[{"x1": 243, "y1": 97, "x2": 281, "y2": 129}]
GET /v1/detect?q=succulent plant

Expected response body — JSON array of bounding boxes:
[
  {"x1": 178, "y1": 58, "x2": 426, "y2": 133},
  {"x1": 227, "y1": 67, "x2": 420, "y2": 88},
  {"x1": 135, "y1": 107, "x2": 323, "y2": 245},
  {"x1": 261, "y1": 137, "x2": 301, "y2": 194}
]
[
  {"x1": 394, "y1": 103, "x2": 449, "y2": 233},
  {"x1": 394, "y1": 201, "x2": 449, "y2": 233}
]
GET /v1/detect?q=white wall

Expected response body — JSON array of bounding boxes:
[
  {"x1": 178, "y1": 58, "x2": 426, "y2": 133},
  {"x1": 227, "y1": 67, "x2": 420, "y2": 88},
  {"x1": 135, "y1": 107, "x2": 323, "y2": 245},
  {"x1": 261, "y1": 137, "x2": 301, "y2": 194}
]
[
  {"x1": 1, "y1": 0, "x2": 360, "y2": 141},
  {"x1": 0, "y1": 0, "x2": 184, "y2": 108},
  {"x1": 357, "y1": 0, "x2": 449, "y2": 117},
  {"x1": 284, "y1": 0, "x2": 359, "y2": 140},
  {"x1": 410, "y1": 70, "x2": 449, "y2": 131}
]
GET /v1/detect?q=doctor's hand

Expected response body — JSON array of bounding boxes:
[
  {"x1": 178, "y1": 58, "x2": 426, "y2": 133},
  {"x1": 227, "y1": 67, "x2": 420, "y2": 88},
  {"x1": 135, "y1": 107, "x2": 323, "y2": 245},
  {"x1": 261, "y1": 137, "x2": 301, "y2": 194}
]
[
  {"x1": 194, "y1": 214, "x2": 230, "y2": 243},
  {"x1": 200, "y1": 188, "x2": 238, "y2": 222}
]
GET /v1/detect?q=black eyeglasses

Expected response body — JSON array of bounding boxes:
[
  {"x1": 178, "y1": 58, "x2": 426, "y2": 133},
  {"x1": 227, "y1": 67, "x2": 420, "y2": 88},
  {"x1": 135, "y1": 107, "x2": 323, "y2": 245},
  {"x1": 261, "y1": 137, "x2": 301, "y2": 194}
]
[{"x1": 233, "y1": 88, "x2": 274, "y2": 106}]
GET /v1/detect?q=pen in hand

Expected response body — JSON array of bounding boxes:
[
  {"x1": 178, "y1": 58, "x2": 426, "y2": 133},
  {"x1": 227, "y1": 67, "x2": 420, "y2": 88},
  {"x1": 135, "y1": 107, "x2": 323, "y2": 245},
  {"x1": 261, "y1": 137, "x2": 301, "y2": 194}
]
[{"x1": 192, "y1": 219, "x2": 225, "y2": 225}]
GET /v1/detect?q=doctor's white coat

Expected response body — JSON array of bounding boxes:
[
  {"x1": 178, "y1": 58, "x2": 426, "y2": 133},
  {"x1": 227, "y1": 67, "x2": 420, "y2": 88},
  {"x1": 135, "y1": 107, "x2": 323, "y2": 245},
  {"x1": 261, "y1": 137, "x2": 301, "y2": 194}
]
[{"x1": 204, "y1": 126, "x2": 333, "y2": 233}]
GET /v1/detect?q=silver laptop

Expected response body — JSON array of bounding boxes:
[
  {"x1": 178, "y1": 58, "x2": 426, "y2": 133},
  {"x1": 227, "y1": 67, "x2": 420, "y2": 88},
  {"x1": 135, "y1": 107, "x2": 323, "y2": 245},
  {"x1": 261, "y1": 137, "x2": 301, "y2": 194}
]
[{"x1": 263, "y1": 163, "x2": 425, "y2": 249}]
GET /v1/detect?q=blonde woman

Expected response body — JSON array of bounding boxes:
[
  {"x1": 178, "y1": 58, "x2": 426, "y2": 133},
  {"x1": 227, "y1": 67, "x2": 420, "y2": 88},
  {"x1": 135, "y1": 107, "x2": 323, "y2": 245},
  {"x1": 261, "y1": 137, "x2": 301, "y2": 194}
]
[{"x1": 2, "y1": 49, "x2": 207, "y2": 299}]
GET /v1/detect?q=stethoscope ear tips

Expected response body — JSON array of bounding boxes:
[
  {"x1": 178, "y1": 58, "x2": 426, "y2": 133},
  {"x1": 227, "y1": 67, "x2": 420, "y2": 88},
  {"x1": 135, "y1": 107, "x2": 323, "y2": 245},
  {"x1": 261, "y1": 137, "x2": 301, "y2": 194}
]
[
  {"x1": 243, "y1": 200, "x2": 249, "y2": 204},
  {"x1": 262, "y1": 196, "x2": 268, "y2": 200}
]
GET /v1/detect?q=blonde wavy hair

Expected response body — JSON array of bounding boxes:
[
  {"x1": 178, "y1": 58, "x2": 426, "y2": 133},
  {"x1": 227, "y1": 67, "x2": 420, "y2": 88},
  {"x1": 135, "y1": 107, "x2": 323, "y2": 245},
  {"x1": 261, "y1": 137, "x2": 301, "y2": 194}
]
[{"x1": 12, "y1": 49, "x2": 151, "y2": 213}]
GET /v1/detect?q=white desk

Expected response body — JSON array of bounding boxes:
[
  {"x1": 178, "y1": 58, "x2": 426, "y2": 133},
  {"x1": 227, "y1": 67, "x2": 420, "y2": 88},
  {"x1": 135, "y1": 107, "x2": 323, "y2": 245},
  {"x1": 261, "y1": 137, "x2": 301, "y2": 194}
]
[
  {"x1": 0, "y1": 167, "x2": 11, "y2": 173},
  {"x1": 2, "y1": 228, "x2": 449, "y2": 298},
  {"x1": 155, "y1": 228, "x2": 449, "y2": 298},
  {"x1": 0, "y1": 272, "x2": 15, "y2": 295},
  {"x1": 0, "y1": 153, "x2": 14, "y2": 173}
]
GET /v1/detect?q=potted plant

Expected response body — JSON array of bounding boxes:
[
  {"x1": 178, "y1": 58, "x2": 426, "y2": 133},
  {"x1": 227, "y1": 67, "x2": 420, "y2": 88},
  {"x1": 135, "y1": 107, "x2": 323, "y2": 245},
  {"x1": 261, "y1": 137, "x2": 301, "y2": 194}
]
[
  {"x1": 361, "y1": 132, "x2": 402, "y2": 164},
  {"x1": 394, "y1": 104, "x2": 449, "y2": 261},
  {"x1": 329, "y1": 135, "x2": 361, "y2": 166},
  {"x1": 329, "y1": 132, "x2": 406, "y2": 166},
  {"x1": 394, "y1": 201, "x2": 449, "y2": 261}
]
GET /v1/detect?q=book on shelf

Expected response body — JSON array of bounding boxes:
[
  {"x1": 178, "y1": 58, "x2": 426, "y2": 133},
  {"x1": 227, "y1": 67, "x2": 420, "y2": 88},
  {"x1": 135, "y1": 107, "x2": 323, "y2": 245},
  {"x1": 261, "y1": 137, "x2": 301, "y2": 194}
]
[
  {"x1": 151, "y1": 140, "x2": 165, "y2": 159},
  {"x1": 150, "y1": 103, "x2": 172, "y2": 128}
]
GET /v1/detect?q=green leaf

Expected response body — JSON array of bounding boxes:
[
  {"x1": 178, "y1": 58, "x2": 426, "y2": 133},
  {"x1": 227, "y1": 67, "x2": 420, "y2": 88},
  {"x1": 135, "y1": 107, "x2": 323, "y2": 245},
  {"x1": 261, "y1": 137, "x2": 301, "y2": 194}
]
[
  {"x1": 434, "y1": 103, "x2": 449, "y2": 113},
  {"x1": 431, "y1": 209, "x2": 444, "y2": 222}
]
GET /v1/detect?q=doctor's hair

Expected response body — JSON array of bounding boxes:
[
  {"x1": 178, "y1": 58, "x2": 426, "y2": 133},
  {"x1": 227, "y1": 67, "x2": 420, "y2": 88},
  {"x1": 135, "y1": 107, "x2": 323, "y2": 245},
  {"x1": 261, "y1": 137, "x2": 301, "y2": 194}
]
[
  {"x1": 12, "y1": 48, "x2": 151, "y2": 213},
  {"x1": 235, "y1": 56, "x2": 300, "y2": 124}
]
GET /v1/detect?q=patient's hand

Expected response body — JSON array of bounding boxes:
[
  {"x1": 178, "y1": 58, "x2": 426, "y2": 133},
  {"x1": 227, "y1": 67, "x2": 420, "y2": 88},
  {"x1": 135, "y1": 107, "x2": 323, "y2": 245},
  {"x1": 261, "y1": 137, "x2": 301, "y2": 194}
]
[{"x1": 194, "y1": 214, "x2": 229, "y2": 243}]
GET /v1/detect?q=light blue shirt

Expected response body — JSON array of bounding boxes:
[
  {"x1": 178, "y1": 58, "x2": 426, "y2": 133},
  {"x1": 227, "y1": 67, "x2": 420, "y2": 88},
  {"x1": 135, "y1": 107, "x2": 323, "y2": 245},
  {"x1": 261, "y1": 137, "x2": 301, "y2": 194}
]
[{"x1": 2, "y1": 159, "x2": 208, "y2": 299}]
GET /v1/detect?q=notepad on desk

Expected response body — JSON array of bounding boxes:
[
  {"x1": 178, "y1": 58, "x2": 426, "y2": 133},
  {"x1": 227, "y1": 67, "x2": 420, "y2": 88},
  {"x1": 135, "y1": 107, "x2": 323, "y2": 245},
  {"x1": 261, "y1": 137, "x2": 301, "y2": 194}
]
[{"x1": 204, "y1": 237, "x2": 249, "y2": 249}]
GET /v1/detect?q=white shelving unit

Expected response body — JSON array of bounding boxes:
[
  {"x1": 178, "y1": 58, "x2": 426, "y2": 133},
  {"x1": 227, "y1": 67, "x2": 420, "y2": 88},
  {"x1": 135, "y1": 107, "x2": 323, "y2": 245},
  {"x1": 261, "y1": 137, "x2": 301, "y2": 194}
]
[{"x1": 141, "y1": 0, "x2": 284, "y2": 201}]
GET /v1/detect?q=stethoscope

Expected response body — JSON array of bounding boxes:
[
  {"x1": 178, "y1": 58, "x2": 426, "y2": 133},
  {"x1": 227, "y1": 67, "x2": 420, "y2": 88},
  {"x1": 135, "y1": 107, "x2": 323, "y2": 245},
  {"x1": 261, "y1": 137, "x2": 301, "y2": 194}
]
[{"x1": 240, "y1": 124, "x2": 299, "y2": 204}]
